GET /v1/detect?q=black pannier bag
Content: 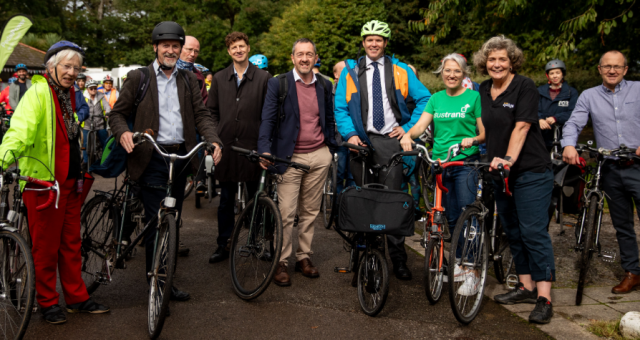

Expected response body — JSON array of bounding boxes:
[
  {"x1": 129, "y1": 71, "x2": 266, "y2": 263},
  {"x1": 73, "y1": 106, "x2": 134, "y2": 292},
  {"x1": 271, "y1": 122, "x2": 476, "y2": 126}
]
[{"x1": 337, "y1": 184, "x2": 415, "y2": 236}]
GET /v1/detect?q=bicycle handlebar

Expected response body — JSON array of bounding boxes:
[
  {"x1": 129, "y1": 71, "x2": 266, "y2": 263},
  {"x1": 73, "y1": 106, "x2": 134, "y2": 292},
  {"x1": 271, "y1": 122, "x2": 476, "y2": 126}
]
[
  {"x1": 576, "y1": 143, "x2": 640, "y2": 160},
  {"x1": 132, "y1": 131, "x2": 211, "y2": 160},
  {"x1": 231, "y1": 146, "x2": 311, "y2": 171},
  {"x1": 0, "y1": 170, "x2": 60, "y2": 210}
]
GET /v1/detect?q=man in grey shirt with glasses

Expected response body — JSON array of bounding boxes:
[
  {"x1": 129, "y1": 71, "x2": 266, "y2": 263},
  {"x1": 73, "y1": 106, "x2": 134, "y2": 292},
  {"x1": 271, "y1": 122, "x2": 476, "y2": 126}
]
[{"x1": 562, "y1": 50, "x2": 640, "y2": 295}]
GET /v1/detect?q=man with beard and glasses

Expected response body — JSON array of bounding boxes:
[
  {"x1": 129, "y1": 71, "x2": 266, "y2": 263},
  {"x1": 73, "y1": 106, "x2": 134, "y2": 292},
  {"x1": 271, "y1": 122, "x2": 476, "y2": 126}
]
[
  {"x1": 108, "y1": 21, "x2": 223, "y2": 301},
  {"x1": 9, "y1": 63, "x2": 32, "y2": 109},
  {"x1": 207, "y1": 31, "x2": 271, "y2": 264},
  {"x1": 258, "y1": 38, "x2": 336, "y2": 286}
]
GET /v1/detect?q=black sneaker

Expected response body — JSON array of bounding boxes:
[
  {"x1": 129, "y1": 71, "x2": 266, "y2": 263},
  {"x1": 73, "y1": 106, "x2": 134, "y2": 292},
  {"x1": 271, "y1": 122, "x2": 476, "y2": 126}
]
[
  {"x1": 66, "y1": 298, "x2": 110, "y2": 314},
  {"x1": 529, "y1": 296, "x2": 553, "y2": 324},
  {"x1": 494, "y1": 282, "x2": 538, "y2": 305},
  {"x1": 42, "y1": 304, "x2": 66, "y2": 324}
]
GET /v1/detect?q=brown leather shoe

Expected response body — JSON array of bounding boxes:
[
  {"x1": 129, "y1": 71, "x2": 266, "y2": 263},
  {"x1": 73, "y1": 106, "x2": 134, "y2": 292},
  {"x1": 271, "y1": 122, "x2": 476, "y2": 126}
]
[
  {"x1": 612, "y1": 272, "x2": 640, "y2": 294},
  {"x1": 295, "y1": 258, "x2": 319, "y2": 278},
  {"x1": 273, "y1": 262, "x2": 291, "y2": 287}
]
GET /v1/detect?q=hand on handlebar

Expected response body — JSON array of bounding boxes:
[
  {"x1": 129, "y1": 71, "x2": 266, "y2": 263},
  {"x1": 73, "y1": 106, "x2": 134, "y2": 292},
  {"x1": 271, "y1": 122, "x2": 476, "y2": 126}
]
[
  {"x1": 259, "y1": 152, "x2": 273, "y2": 170},
  {"x1": 490, "y1": 157, "x2": 513, "y2": 171},
  {"x1": 347, "y1": 136, "x2": 367, "y2": 152},
  {"x1": 562, "y1": 146, "x2": 581, "y2": 165},
  {"x1": 461, "y1": 138, "x2": 476, "y2": 150},
  {"x1": 204, "y1": 143, "x2": 223, "y2": 165},
  {"x1": 400, "y1": 134, "x2": 414, "y2": 152},
  {"x1": 121, "y1": 131, "x2": 135, "y2": 153}
]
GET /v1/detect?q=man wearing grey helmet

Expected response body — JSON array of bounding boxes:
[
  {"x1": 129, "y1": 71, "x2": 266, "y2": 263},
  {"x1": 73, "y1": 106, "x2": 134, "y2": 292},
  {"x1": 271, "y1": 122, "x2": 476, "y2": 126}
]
[{"x1": 537, "y1": 59, "x2": 578, "y2": 151}]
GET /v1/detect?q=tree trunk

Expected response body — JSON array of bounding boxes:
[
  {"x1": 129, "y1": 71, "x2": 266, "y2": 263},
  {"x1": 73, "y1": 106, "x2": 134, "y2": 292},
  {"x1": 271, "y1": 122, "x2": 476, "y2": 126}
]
[{"x1": 97, "y1": 0, "x2": 105, "y2": 21}]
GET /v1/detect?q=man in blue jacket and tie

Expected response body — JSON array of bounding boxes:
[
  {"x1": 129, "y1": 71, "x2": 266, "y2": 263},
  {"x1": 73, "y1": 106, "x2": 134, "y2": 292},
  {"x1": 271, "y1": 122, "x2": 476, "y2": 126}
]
[{"x1": 258, "y1": 38, "x2": 336, "y2": 287}]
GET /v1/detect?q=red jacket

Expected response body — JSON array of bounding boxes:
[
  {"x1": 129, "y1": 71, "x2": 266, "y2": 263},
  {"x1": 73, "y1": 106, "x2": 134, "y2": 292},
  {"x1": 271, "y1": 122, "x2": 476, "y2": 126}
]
[{"x1": 0, "y1": 86, "x2": 12, "y2": 111}]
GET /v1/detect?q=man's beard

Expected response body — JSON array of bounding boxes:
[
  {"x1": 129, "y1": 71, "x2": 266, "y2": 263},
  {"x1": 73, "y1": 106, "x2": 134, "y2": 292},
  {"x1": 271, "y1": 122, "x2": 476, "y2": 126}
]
[
  {"x1": 161, "y1": 53, "x2": 178, "y2": 68},
  {"x1": 19, "y1": 75, "x2": 26, "y2": 80}
]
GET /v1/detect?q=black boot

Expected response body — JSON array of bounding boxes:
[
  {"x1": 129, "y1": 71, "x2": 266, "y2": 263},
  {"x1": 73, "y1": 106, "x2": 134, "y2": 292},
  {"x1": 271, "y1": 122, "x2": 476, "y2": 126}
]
[{"x1": 209, "y1": 245, "x2": 229, "y2": 264}]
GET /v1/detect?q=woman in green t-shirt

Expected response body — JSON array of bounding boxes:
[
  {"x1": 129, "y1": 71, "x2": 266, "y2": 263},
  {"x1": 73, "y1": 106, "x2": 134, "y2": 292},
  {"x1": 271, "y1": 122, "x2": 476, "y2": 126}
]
[{"x1": 401, "y1": 53, "x2": 485, "y2": 296}]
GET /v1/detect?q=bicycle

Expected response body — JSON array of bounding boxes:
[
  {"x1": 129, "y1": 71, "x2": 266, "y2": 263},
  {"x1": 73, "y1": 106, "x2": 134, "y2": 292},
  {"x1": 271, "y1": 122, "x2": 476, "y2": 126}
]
[
  {"x1": 84, "y1": 120, "x2": 103, "y2": 168},
  {"x1": 79, "y1": 131, "x2": 212, "y2": 338},
  {"x1": 0, "y1": 156, "x2": 60, "y2": 339},
  {"x1": 333, "y1": 142, "x2": 417, "y2": 317},
  {"x1": 572, "y1": 142, "x2": 636, "y2": 305},
  {"x1": 227, "y1": 146, "x2": 309, "y2": 300},
  {"x1": 321, "y1": 152, "x2": 338, "y2": 229},
  {"x1": 439, "y1": 152, "x2": 511, "y2": 324}
]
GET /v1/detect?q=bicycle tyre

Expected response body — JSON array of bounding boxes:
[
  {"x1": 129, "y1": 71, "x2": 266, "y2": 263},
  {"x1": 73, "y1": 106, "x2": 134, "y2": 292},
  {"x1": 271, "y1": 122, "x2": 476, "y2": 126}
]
[
  {"x1": 148, "y1": 214, "x2": 176, "y2": 339},
  {"x1": 448, "y1": 205, "x2": 489, "y2": 325},
  {"x1": 80, "y1": 195, "x2": 118, "y2": 294},
  {"x1": 322, "y1": 161, "x2": 338, "y2": 229},
  {"x1": 357, "y1": 248, "x2": 389, "y2": 316},
  {"x1": 0, "y1": 230, "x2": 35, "y2": 340},
  {"x1": 424, "y1": 236, "x2": 445, "y2": 304},
  {"x1": 87, "y1": 131, "x2": 98, "y2": 168},
  {"x1": 229, "y1": 197, "x2": 283, "y2": 300},
  {"x1": 576, "y1": 196, "x2": 599, "y2": 306},
  {"x1": 184, "y1": 176, "x2": 195, "y2": 199}
]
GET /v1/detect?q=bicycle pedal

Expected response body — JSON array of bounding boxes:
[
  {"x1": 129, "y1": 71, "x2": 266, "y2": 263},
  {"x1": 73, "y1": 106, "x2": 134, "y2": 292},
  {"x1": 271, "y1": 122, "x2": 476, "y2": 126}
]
[
  {"x1": 506, "y1": 274, "x2": 519, "y2": 289},
  {"x1": 599, "y1": 250, "x2": 616, "y2": 263},
  {"x1": 334, "y1": 267, "x2": 351, "y2": 273}
]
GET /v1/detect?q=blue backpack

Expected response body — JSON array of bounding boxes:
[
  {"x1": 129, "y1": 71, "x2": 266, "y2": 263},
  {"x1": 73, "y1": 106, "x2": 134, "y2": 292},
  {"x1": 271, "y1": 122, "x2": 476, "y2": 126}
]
[{"x1": 89, "y1": 68, "x2": 151, "y2": 177}]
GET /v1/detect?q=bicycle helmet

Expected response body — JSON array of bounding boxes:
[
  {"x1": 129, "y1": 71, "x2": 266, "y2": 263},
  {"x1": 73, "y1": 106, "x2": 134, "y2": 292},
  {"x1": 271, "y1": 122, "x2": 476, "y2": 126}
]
[
  {"x1": 44, "y1": 40, "x2": 85, "y2": 64},
  {"x1": 86, "y1": 80, "x2": 100, "y2": 88},
  {"x1": 8, "y1": 77, "x2": 17, "y2": 84},
  {"x1": 76, "y1": 73, "x2": 87, "y2": 80},
  {"x1": 103, "y1": 75, "x2": 114, "y2": 83},
  {"x1": 545, "y1": 59, "x2": 566, "y2": 74},
  {"x1": 15, "y1": 64, "x2": 27, "y2": 72},
  {"x1": 314, "y1": 57, "x2": 321, "y2": 68},
  {"x1": 249, "y1": 54, "x2": 268, "y2": 69},
  {"x1": 361, "y1": 20, "x2": 391, "y2": 39},
  {"x1": 194, "y1": 63, "x2": 210, "y2": 73},
  {"x1": 151, "y1": 21, "x2": 185, "y2": 45}
]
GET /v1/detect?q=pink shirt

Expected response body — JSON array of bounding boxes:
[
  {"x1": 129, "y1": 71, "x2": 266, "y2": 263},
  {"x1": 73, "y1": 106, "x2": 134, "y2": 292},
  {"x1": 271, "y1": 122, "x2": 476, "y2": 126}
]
[{"x1": 294, "y1": 80, "x2": 324, "y2": 153}]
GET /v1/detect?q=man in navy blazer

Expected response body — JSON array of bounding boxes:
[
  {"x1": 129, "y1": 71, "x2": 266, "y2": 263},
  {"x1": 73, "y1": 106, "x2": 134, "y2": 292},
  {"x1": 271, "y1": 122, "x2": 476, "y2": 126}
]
[{"x1": 258, "y1": 38, "x2": 336, "y2": 286}]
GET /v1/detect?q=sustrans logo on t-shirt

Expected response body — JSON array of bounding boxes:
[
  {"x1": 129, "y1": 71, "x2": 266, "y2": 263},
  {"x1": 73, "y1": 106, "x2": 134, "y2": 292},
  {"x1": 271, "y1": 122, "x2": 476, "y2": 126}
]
[
  {"x1": 461, "y1": 104, "x2": 471, "y2": 113},
  {"x1": 434, "y1": 112, "x2": 466, "y2": 119},
  {"x1": 503, "y1": 102, "x2": 515, "y2": 109},
  {"x1": 558, "y1": 101, "x2": 569, "y2": 107}
]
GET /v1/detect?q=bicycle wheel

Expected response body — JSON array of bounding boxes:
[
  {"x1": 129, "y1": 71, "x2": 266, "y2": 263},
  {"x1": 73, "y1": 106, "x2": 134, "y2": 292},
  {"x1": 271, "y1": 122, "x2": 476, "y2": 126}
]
[
  {"x1": 357, "y1": 248, "x2": 389, "y2": 316},
  {"x1": 229, "y1": 196, "x2": 283, "y2": 300},
  {"x1": 0, "y1": 230, "x2": 35, "y2": 340},
  {"x1": 80, "y1": 195, "x2": 117, "y2": 294},
  {"x1": 419, "y1": 159, "x2": 435, "y2": 210},
  {"x1": 322, "y1": 161, "x2": 338, "y2": 229},
  {"x1": 424, "y1": 236, "x2": 445, "y2": 304},
  {"x1": 448, "y1": 205, "x2": 489, "y2": 324},
  {"x1": 576, "y1": 196, "x2": 599, "y2": 306},
  {"x1": 490, "y1": 204, "x2": 513, "y2": 284},
  {"x1": 87, "y1": 131, "x2": 98, "y2": 167},
  {"x1": 148, "y1": 214, "x2": 176, "y2": 339}
]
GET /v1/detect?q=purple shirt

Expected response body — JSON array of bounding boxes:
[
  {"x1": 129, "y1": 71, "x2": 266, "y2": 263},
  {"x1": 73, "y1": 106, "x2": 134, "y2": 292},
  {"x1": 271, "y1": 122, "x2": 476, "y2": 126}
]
[{"x1": 561, "y1": 79, "x2": 640, "y2": 150}]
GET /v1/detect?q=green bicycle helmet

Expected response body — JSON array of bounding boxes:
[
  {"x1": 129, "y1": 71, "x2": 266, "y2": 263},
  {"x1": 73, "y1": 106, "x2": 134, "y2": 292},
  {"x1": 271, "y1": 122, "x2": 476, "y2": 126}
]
[{"x1": 361, "y1": 20, "x2": 391, "y2": 39}]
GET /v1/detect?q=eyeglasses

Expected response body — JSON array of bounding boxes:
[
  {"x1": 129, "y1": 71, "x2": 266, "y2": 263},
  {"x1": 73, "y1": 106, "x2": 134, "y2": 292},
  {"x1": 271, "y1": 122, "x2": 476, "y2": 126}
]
[
  {"x1": 443, "y1": 69, "x2": 463, "y2": 76},
  {"x1": 60, "y1": 64, "x2": 81, "y2": 74},
  {"x1": 183, "y1": 47, "x2": 199, "y2": 55},
  {"x1": 599, "y1": 65, "x2": 626, "y2": 72},
  {"x1": 88, "y1": 87, "x2": 97, "y2": 91},
  {"x1": 294, "y1": 52, "x2": 316, "y2": 59}
]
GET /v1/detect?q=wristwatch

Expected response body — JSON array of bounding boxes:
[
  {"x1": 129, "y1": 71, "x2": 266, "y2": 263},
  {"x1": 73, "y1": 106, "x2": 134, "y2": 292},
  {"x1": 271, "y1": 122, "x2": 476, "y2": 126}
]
[{"x1": 503, "y1": 156, "x2": 512, "y2": 162}]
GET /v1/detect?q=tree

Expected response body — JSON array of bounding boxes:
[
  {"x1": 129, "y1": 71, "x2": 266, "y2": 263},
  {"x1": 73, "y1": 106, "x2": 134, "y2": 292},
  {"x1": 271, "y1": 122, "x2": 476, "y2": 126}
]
[{"x1": 409, "y1": 0, "x2": 639, "y2": 70}]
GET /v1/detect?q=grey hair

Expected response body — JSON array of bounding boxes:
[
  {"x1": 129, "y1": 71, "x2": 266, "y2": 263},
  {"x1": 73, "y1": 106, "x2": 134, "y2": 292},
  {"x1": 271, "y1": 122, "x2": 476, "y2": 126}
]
[
  {"x1": 433, "y1": 53, "x2": 470, "y2": 78},
  {"x1": 46, "y1": 49, "x2": 84, "y2": 71},
  {"x1": 599, "y1": 50, "x2": 628, "y2": 67},
  {"x1": 473, "y1": 35, "x2": 524, "y2": 76},
  {"x1": 291, "y1": 38, "x2": 317, "y2": 55}
]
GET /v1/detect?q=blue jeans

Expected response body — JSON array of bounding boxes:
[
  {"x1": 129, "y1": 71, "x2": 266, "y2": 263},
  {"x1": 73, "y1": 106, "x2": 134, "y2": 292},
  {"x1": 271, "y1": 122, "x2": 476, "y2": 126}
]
[
  {"x1": 494, "y1": 169, "x2": 555, "y2": 282},
  {"x1": 82, "y1": 129, "x2": 109, "y2": 163},
  {"x1": 336, "y1": 146, "x2": 355, "y2": 194},
  {"x1": 441, "y1": 155, "x2": 479, "y2": 259}
]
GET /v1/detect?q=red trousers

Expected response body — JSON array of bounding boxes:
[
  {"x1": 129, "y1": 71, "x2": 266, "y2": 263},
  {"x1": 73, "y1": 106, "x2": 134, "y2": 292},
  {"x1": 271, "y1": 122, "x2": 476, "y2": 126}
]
[{"x1": 23, "y1": 178, "x2": 90, "y2": 308}]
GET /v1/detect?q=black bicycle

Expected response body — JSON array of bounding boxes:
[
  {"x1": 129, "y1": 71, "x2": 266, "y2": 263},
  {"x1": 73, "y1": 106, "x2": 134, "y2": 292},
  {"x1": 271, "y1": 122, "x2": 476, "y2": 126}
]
[
  {"x1": 321, "y1": 152, "x2": 338, "y2": 229},
  {"x1": 0, "y1": 155, "x2": 59, "y2": 339},
  {"x1": 572, "y1": 142, "x2": 637, "y2": 305},
  {"x1": 228, "y1": 146, "x2": 309, "y2": 300},
  {"x1": 80, "y1": 131, "x2": 212, "y2": 339}
]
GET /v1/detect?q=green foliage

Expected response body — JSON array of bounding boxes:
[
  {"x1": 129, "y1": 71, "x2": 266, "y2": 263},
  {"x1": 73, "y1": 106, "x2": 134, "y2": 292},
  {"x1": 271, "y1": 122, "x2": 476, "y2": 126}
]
[{"x1": 20, "y1": 33, "x2": 62, "y2": 51}]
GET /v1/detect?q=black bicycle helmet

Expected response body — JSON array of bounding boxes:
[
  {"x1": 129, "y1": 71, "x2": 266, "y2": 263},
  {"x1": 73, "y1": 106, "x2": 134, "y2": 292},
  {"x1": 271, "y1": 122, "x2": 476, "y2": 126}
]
[
  {"x1": 151, "y1": 21, "x2": 185, "y2": 45},
  {"x1": 76, "y1": 73, "x2": 87, "y2": 80}
]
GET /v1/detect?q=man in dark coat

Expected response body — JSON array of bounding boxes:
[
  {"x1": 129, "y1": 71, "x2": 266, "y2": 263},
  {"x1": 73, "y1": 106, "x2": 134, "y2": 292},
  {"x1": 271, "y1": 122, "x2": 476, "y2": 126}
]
[
  {"x1": 207, "y1": 31, "x2": 271, "y2": 263},
  {"x1": 109, "y1": 21, "x2": 222, "y2": 300}
]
